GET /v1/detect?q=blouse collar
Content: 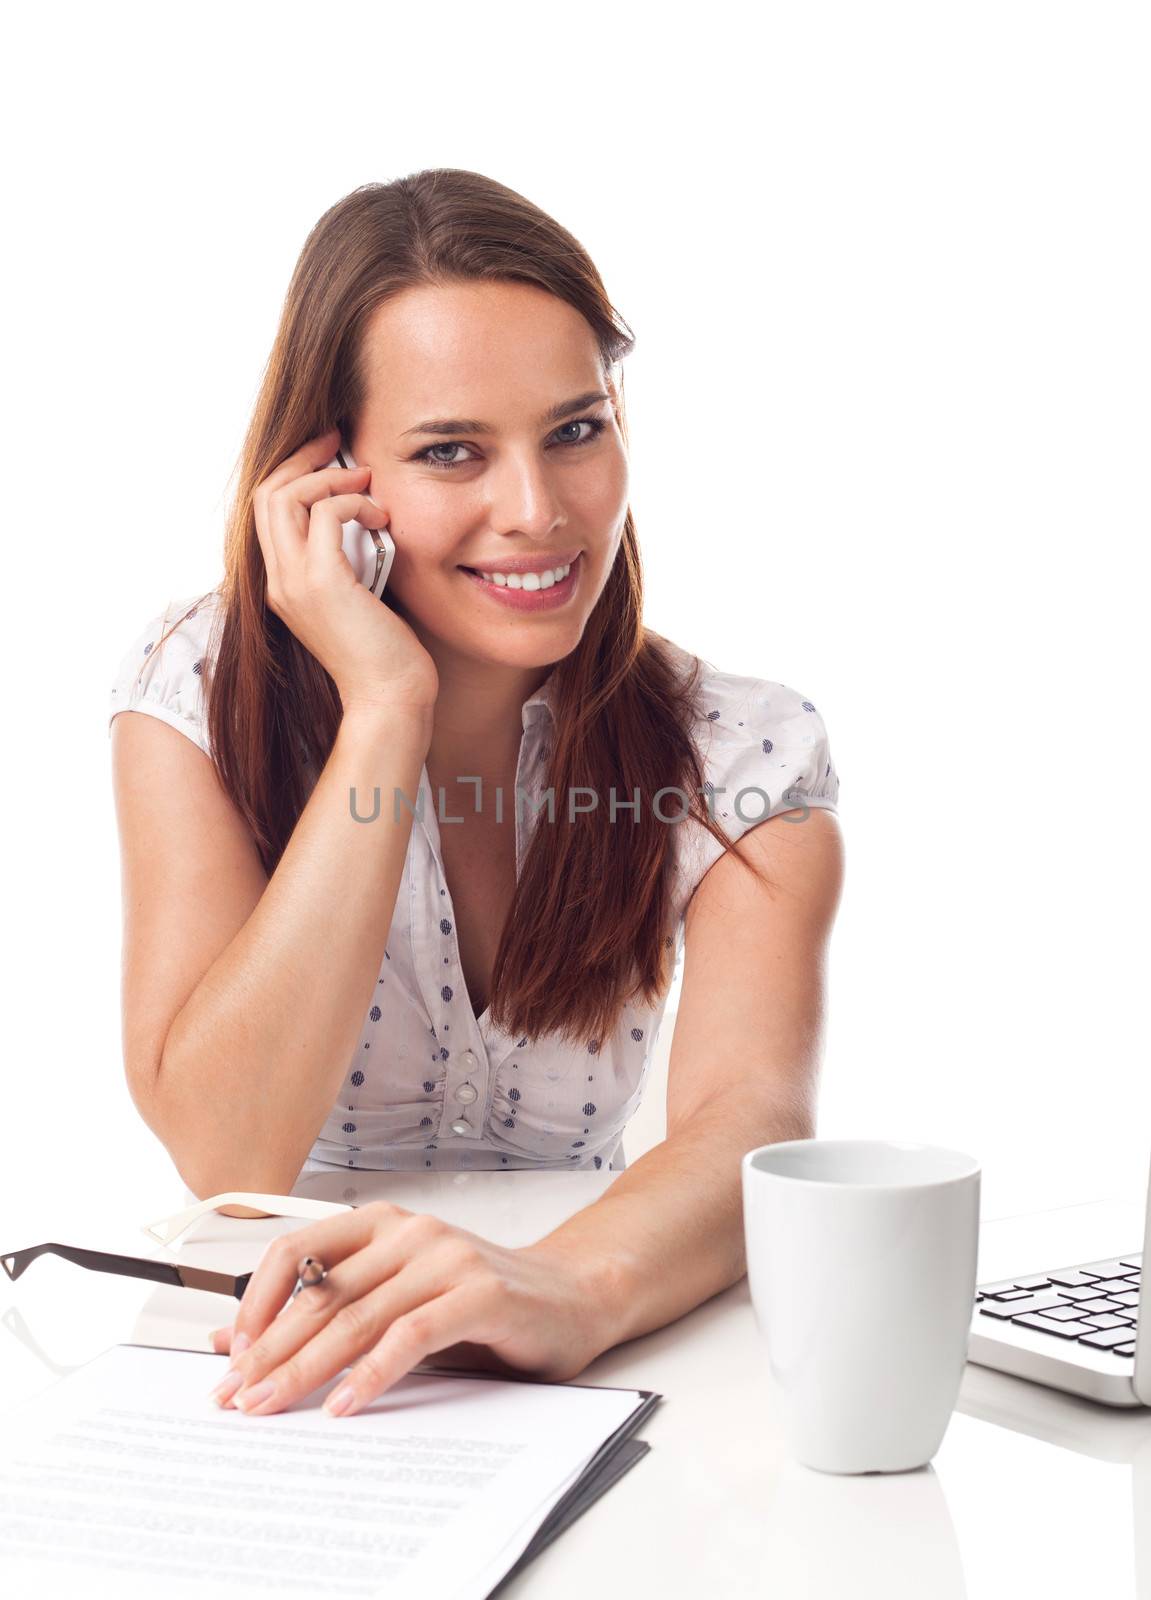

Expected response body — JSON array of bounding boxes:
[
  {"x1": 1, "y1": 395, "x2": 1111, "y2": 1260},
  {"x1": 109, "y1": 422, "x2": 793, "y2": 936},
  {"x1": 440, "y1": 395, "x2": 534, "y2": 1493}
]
[{"x1": 520, "y1": 666, "x2": 559, "y2": 728}]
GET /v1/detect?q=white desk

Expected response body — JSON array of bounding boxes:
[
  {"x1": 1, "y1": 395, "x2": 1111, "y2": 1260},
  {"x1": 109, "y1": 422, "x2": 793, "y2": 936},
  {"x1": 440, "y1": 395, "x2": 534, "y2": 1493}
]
[{"x1": 2, "y1": 1174, "x2": 1149, "y2": 1599}]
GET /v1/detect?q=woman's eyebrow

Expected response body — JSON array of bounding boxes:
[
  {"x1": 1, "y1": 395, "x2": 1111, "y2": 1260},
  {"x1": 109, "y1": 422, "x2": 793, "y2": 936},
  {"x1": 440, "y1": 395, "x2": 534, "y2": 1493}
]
[{"x1": 400, "y1": 390, "x2": 610, "y2": 439}]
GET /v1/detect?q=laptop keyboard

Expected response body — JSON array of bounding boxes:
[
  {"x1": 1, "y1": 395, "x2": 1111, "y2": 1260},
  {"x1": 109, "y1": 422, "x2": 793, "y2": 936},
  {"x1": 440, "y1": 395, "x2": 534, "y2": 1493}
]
[{"x1": 976, "y1": 1254, "x2": 1141, "y2": 1358}]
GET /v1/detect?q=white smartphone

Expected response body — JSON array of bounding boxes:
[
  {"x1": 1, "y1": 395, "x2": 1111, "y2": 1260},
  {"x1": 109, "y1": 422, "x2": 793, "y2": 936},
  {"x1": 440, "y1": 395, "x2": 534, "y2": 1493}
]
[{"x1": 323, "y1": 440, "x2": 396, "y2": 601}]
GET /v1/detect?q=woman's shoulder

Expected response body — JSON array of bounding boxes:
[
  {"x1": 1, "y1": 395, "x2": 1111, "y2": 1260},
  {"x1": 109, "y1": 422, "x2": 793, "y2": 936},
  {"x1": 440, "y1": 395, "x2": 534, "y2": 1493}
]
[
  {"x1": 657, "y1": 638, "x2": 841, "y2": 891},
  {"x1": 107, "y1": 586, "x2": 226, "y2": 758},
  {"x1": 658, "y1": 637, "x2": 836, "y2": 757}
]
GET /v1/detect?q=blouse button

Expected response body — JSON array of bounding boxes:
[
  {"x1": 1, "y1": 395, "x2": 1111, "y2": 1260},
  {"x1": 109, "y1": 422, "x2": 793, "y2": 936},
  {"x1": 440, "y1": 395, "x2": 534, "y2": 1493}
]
[
  {"x1": 449, "y1": 1117, "x2": 473, "y2": 1137},
  {"x1": 454, "y1": 1083, "x2": 478, "y2": 1104},
  {"x1": 462, "y1": 1051, "x2": 478, "y2": 1069}
]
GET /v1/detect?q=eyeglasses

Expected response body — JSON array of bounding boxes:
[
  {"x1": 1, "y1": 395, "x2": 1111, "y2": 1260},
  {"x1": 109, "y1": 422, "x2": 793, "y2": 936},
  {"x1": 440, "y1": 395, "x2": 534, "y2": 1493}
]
[
  {"x1": 1, "y1": 1192, "x2": 355, "y2": 1300},
  {"x1": 140, "y1": 1191, "x2": 354, "y2": 1246}
]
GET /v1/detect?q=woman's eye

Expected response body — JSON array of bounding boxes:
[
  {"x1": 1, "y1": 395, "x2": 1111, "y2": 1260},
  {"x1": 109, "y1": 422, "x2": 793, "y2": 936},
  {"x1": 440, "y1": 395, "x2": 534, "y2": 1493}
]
[
  {"x1": 413, "y1": 416, "x2": 607, "y2": 472},
  {"x1": 420, "y1": 442, "x2": 474, "y2": 470}
]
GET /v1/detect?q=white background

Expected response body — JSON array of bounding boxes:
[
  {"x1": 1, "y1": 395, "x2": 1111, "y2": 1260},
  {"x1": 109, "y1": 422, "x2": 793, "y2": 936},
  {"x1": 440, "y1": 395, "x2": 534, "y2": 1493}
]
[{"x1": 1, "y1": 0, "x2": 1147, "y2": 1226}]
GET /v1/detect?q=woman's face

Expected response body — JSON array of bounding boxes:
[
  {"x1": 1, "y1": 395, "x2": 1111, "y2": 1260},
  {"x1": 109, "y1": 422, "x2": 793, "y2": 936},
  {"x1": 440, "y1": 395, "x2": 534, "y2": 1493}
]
[{"x1": 349, "y1": 280, "x2": 630, "y2": 675}]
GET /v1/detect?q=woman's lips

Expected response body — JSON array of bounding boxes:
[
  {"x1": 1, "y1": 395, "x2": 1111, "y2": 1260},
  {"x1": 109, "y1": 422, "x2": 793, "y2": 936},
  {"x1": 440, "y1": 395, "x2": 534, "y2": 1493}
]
[{"x1": 459, "y1": 552, "x2": 583, "y2": 611}]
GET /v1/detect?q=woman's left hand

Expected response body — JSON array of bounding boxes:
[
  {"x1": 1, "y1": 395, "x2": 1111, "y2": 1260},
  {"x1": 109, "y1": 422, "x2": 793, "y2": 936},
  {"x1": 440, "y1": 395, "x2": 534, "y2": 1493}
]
[{"x1": 207, "y1": 1201, "x2": 610, "y2": 1418}]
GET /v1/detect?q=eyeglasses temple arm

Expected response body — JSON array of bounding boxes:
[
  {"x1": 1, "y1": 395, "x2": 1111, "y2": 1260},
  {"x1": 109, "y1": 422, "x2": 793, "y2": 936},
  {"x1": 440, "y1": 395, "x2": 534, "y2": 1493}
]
[{"x1": 2, "y1": 1243, "x2": 252, "y2": 1300}]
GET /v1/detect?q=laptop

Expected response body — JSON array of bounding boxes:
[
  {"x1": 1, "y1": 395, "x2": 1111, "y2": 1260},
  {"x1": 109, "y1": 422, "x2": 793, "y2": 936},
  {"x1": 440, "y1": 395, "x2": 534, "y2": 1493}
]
[{"x1": 968, "y1": 1164, "x2": 1151, "y2": 1408}]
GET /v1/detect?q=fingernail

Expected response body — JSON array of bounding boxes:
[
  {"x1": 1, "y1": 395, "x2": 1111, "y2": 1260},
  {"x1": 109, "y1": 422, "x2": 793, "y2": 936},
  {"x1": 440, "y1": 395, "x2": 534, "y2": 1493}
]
[
  {"x1": 324, "y1": 1384, "x2": 358, "y2": 1418},
  {"x1": 232, "y1": 1331, "x2": 251, "y2": 1355},
  {"x1": 210, "y1": 1370, "x2": 244, "y2": 1405},
  {"x1": 235, "y1": 1378, "x2": 276, "y2": 1412}
]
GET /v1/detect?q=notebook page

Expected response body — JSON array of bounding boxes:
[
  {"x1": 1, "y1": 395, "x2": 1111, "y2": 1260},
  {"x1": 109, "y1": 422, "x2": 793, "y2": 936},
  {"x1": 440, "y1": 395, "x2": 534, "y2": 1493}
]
[{"x1": 0, "y1": 1343, "x2": 646, "y2": 1600}]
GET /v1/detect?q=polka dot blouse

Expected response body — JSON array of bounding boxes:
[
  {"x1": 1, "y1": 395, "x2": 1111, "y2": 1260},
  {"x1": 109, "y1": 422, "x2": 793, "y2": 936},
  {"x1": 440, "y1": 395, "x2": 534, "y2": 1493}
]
[{"x1": 108, "y1": 590, "x2": 840, "y2": 1177}]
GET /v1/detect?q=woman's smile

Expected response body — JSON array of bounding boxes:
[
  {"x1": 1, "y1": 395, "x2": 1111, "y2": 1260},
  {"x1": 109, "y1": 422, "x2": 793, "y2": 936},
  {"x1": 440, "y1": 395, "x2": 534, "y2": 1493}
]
[{"x1": 458, "y1": 551, "x2": 584, "y2": 611}]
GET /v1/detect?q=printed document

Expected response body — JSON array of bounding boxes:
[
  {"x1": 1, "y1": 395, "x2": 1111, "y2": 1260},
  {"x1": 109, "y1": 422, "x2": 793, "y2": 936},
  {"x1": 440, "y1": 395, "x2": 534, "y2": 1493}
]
[{"x1": 0, "y1": 1343, "x2": 650, "y2": 1598}]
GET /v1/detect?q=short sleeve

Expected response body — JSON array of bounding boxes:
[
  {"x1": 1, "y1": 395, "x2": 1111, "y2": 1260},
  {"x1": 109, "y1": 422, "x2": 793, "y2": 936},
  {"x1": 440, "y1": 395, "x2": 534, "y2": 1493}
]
[
  {"x1": 676, "y1": 663, "x2": 841, "y2": 896},
  {"x1": 107, "y1": 591, "x2": 222, "y2": 760}
]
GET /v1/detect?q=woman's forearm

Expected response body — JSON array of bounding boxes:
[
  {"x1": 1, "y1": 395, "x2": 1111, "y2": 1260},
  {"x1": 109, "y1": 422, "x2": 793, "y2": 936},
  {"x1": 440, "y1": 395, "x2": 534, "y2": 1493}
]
[
  {"x1": 149, "y1": 705, "x2": 433, "y2": 1202},
  {"x1": 528, "y1": 1095, "x2": 815, "y2": 1357}
]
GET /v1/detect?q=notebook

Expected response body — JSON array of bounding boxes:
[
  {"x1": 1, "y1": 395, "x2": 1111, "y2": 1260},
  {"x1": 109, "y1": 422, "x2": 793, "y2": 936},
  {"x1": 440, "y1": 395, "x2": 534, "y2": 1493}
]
[{"x1": 0, "y1": 1343, "x2": 662, "y2": 1598}]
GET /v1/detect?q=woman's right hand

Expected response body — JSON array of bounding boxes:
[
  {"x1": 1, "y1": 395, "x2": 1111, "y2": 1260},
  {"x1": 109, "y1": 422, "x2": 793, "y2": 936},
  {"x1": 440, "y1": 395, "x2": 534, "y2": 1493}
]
[{"x1": 253, "y1": 427, "x2": 440, "y2": 718}]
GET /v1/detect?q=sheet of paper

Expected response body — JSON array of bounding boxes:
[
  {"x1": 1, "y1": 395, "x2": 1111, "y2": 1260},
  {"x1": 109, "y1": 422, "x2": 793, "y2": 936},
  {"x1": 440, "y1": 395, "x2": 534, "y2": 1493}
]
[{"x1": 0, "y1": 1343, "x2": 646, "y2": 1599}]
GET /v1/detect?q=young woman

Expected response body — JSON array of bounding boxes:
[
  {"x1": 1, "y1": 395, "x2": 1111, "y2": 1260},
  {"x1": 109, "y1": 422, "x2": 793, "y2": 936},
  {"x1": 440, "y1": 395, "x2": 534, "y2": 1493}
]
[{"x1": 108, "y1": 169, "x2": 844, "y2": 1417}]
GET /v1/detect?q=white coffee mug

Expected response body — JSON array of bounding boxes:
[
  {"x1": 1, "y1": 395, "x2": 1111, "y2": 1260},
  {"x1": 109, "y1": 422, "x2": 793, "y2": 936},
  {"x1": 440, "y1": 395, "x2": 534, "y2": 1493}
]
[{"x1": 741, "y1": 1138, "x2": 980, "y2": 1474}]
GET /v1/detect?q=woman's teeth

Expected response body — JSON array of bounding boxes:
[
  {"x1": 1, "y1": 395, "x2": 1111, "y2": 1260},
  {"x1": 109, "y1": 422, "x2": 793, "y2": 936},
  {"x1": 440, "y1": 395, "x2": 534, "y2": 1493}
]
[{"x1": 473, "y1": 560, "x2": 573, "y2": 590}]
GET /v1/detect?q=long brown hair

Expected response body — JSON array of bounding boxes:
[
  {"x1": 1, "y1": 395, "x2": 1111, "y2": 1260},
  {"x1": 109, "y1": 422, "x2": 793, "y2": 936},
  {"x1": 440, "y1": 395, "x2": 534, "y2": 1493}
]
[{"x1": 155, "y1": 169, "x2": 770, "y2": 1047}]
